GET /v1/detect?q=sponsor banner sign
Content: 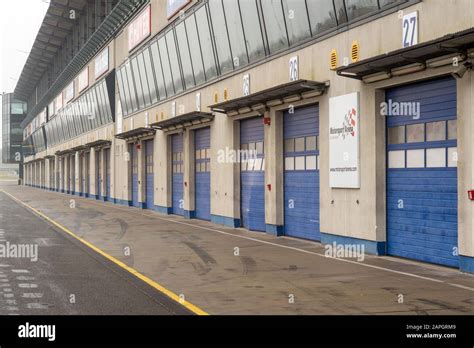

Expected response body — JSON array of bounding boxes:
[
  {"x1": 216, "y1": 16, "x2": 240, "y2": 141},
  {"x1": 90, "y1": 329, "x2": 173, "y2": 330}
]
[
  {"x1": 128, "y1": 5, "x2": 151, "y2": 51},
  {"x1": 329, "y1": 92, "x2": 360, "y2": 188},
  {"x1": 78, "y1": 67, "x2": 89, "y2": 92},
  {"x1": 95, "y1": 47, "x2": 109, "y2": 79}
]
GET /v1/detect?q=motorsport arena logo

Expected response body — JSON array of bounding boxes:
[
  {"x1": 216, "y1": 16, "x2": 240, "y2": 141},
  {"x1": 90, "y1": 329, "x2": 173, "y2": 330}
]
[
  {"x1": 0, "y1": 242, "x2": 38, "y2": 262},
  {"x1": 329, "y1": 107, "x2": 357, "y2": 140}
]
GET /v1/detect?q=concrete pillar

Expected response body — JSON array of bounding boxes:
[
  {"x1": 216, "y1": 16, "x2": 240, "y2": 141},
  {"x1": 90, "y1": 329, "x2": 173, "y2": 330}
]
[
  {"x1": 54, "y1": 156, "x2": 59, "y2": 191},
  {"x1": 74, "y1": 152, "x2": 80, "y2": 195},
  {"x1": 264, "y1": 108, "x2": 284, "y2": 235},
  {"x1": 155, "y1": 131, "x2": 172, "y2": 213},
  {"x1": 137, "y1": 141, "x2": 145, "y2": 207},
  {"x1": 183, "y1": 129, "x2": 195, "y2": 218},
  {"x1": 457, "y1": 71, "x2": 474, "y2": 273},
  {"x1": 90, "y1": 147, "x2": 97, "y2": 198},
  {"x1": 210, "y1": 112, "x2": 240, "y2": 227}
]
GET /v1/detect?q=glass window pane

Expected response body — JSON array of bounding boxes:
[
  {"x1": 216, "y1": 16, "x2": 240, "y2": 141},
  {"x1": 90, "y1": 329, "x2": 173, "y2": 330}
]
[
  {"x1": 150, "y1": 42, "x2": 167, "y2": 100},
  {"x1": 345, "y1": 0, "x2": 379, "y2": 21},
  {"x1": 116, "y1": 68, "x2": 129, "y2": 116},
  {"x1": 124, "y1": 62, "x2": 138, "y2": 112},
  {"x1": 426, "y1": 121, "x2": 446, "y2": 142},
  {"x1": 307, "y1": 0, "x2": 338, "y2": 35},
  {"x1": 158, "y1": 37, "x2": 174, "y2": 96},
  {"x1": 176, "y1": 22, "x2": 195, "y2": 89},
  {"x1": 388, "y1": 150, "x2": 405, "y2": 168},
  {"x1": 295, "y1": 156, "x2": 305, "y2": 170},
  {"x1": 165, "y1": 30, "x2": 183, "y2": 94},
  {"x1": 95, "y1": 85, "x2": 106, "y2": 126},
  {"x1": 102, "y1": 82, "x2": 112, "y2": 122},
  {"x1": 282, "y1": 0, "x2": 311, "y2": 45},
  {"x1": 448, "y1": 120, "x2": 457, "y2": 140},
  {"x1": 334, "y1": 0, "x2": 348, "y2": 24},
  {"x1": 239, "y1": 0, "x2": 265, "y2": 62},
  {"x1": 306, "y1": 155, "x2": 317, "y2": 170},
  {"x1": 222, "y1": 0, "x2": 249, "y2": 68},
  {"x1": 306, "y1": 136, "x2": 317, "y2": 151},
  {"x1": 195, "y1": 7, "x2": 218, "y2": 81},
  {"x1": 295, "y1": 137, "x2": 305, "y2": 152},
  {"x1": 142, "y1": 47, "x2": 159, "y2": 103},
  {"x1": 406, "y1": 123, "x2": 424, "y2": 143},
  {"x1": 137, "y1": 52, "x2": 152, "y2": 106},
  {"x1": 407, "y1": 149, "x2": 424, "y2": 168},
  {"x1": 388, "y1": 126, "x2": 405, "y2": 144},
  {"x1": 426, "y1": 148, "x2": 446, "y2": 168},
  {"x1": 285, "y1": 138, "x2": 294, "y2": 152},
  {"x1": 185, "y1": 15, "x2": 206, "y2": 85},
  {"x1": 261, "y1": 0, "x2": 289, "y2": 54},
  {"x1": 131, "y1": 56, "x2": 145, "y2": 110},
  {"x1": 209, "y1": 0, "x2": 233, "y2": 74}
]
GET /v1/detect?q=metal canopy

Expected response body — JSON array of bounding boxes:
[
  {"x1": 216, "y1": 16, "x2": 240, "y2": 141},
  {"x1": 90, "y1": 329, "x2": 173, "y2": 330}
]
[
  {"x1": 337, "y1": 27, "x2": 474, "y2": 80},
  {"x1": 84, "y1": 139, "x2": 112, "y2": 148},
  {"x1": 55, "y1": 149, "x2": 74, "y2": 156},
  {"x1": 115, "y1": 127, "x2": 156, "y2": 141},
  {"x1": 151, "y1": 112, "x2": 214, "y2": 131},
  {"x1": 70, "y1": 145, "x2": 88, "y2": 152},
  {"x1": 19, "y1": 0, "x2": 149, "y2": 129},
  {"x1": 14, "y1": 0, "x2": 87, "y2": 101},
  {"x1": 209, "y1": 80, "x2": 329, "y2": 114}
]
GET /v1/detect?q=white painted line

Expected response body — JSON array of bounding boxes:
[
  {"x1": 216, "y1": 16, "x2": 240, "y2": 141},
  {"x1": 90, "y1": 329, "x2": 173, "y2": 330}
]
[
  {"x1": 11, "y1": 269, "x2": 29, "y2": 273},
  {"x1": 21, "y1": 292, "x2": 43, "y2": 298},
  {"x1": 15, "y1": 276, "x2": 35, "y2": 281},
  {"x1": 22, "y1": 293, "x2": 43, "y2": 299},
  {"x1": 3, "y1": 293, "x2": 14, "y2": 298},
  {"x1": 18, "y1": 283, "x2": 38, "y2": 288}
]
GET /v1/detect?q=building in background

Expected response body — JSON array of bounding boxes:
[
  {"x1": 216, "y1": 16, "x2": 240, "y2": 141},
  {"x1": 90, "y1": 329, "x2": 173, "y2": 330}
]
[{"x1": 2, "y1": 92, "x2": 27, "y2": 168}]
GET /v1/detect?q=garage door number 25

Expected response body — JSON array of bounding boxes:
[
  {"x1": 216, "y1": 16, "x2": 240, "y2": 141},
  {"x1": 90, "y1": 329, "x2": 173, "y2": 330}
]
[{"x1": 402, "y1": 11, "x2": 418, "y2": 48}]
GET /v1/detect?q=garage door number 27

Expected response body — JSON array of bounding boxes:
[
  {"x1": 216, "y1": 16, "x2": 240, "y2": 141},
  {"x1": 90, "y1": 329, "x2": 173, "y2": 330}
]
[{"x1": 402, "y1": 12, "x2": 418, "y2": 48}]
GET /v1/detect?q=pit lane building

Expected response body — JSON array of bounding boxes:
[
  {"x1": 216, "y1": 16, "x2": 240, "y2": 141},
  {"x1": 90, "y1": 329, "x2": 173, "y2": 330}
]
[{"x1": 18, "y1": 0, "x2": 474, "y2": 273}]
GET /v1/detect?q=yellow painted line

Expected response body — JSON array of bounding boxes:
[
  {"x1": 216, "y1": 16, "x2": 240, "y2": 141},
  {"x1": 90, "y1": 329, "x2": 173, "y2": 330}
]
[{"x1": 0, "y1": 189, "x2": 209, "y2": 315}]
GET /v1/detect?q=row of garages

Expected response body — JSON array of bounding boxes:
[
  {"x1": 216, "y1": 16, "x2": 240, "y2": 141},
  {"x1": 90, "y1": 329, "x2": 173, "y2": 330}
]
[{"x1": 24, "y1": 74, "x2": 461, "y2": 270}]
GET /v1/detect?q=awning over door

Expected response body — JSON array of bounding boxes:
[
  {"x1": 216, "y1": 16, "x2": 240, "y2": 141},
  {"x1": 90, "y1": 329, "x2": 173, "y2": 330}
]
[
  {"x1": 209, "y1": 80, "x2": 329, "y2": 115},
  {"x1": 337, "y1": 27, "x2": 474, "y2": 81},
  {"x1": 115, "y1": 127, "x2": 156, "y2": 141},
  {"x1": 151, "y1": 112, "x2": 214, "y2": 132}
]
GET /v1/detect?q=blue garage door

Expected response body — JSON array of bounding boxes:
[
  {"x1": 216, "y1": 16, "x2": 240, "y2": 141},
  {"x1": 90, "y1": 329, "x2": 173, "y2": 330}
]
[
  {"x1": 172, "y1": 134, "x2": 184, "y2": 216},
  {"x1": 195, "y1": 127, "x2": 211, "y2": 221},
  {"x1": 145, "y1": 139, "x2": 154, "y2": 209},
  {"x1": 284, "y1": 105, "x2": 320, "y2": 241},
  {"x1": 105, "y1": 148, "x2": 111, "y2": 201},
  {"x1": 131, "y1": 144, "x2": 140, "y2": 207},
  {"x1": 387, "y1": 76, "x2": 458, "y2": 268},
  {"x1": 96, "y1": 151, "x2": 102, "y2": 199},
  {"x1": 240, "y1": 117, "x2": 265, "y2": 232}
]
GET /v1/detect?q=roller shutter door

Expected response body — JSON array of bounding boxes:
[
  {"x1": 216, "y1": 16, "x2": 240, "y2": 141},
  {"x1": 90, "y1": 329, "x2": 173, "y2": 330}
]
[
  {"x1": 172, "y1": 134, "x2": 184, "y2": 216},
  {"x1": 240, "y1": 117, "x2": 265, "y2": 232},
  {"x1": 131, "y1": 144, "x2": 140, "y2": 207},
  {"x1": 386, "y1": 76, "x2": 458, "y2": 267},
  {"x1": 284, "y1": 105, "x2": 320, "y2": 241},
  {"x1": 195, "y1": 127, "x2": 211, "y2": 221},
  {"x1": 145, "y1": 140, "x2": 154, "y2": 209}
]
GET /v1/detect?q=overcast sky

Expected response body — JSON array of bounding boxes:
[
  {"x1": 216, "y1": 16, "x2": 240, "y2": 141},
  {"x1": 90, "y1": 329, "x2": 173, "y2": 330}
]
[{"x1": 0, "y1": 0, "x2": 49, "y2": 141}]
